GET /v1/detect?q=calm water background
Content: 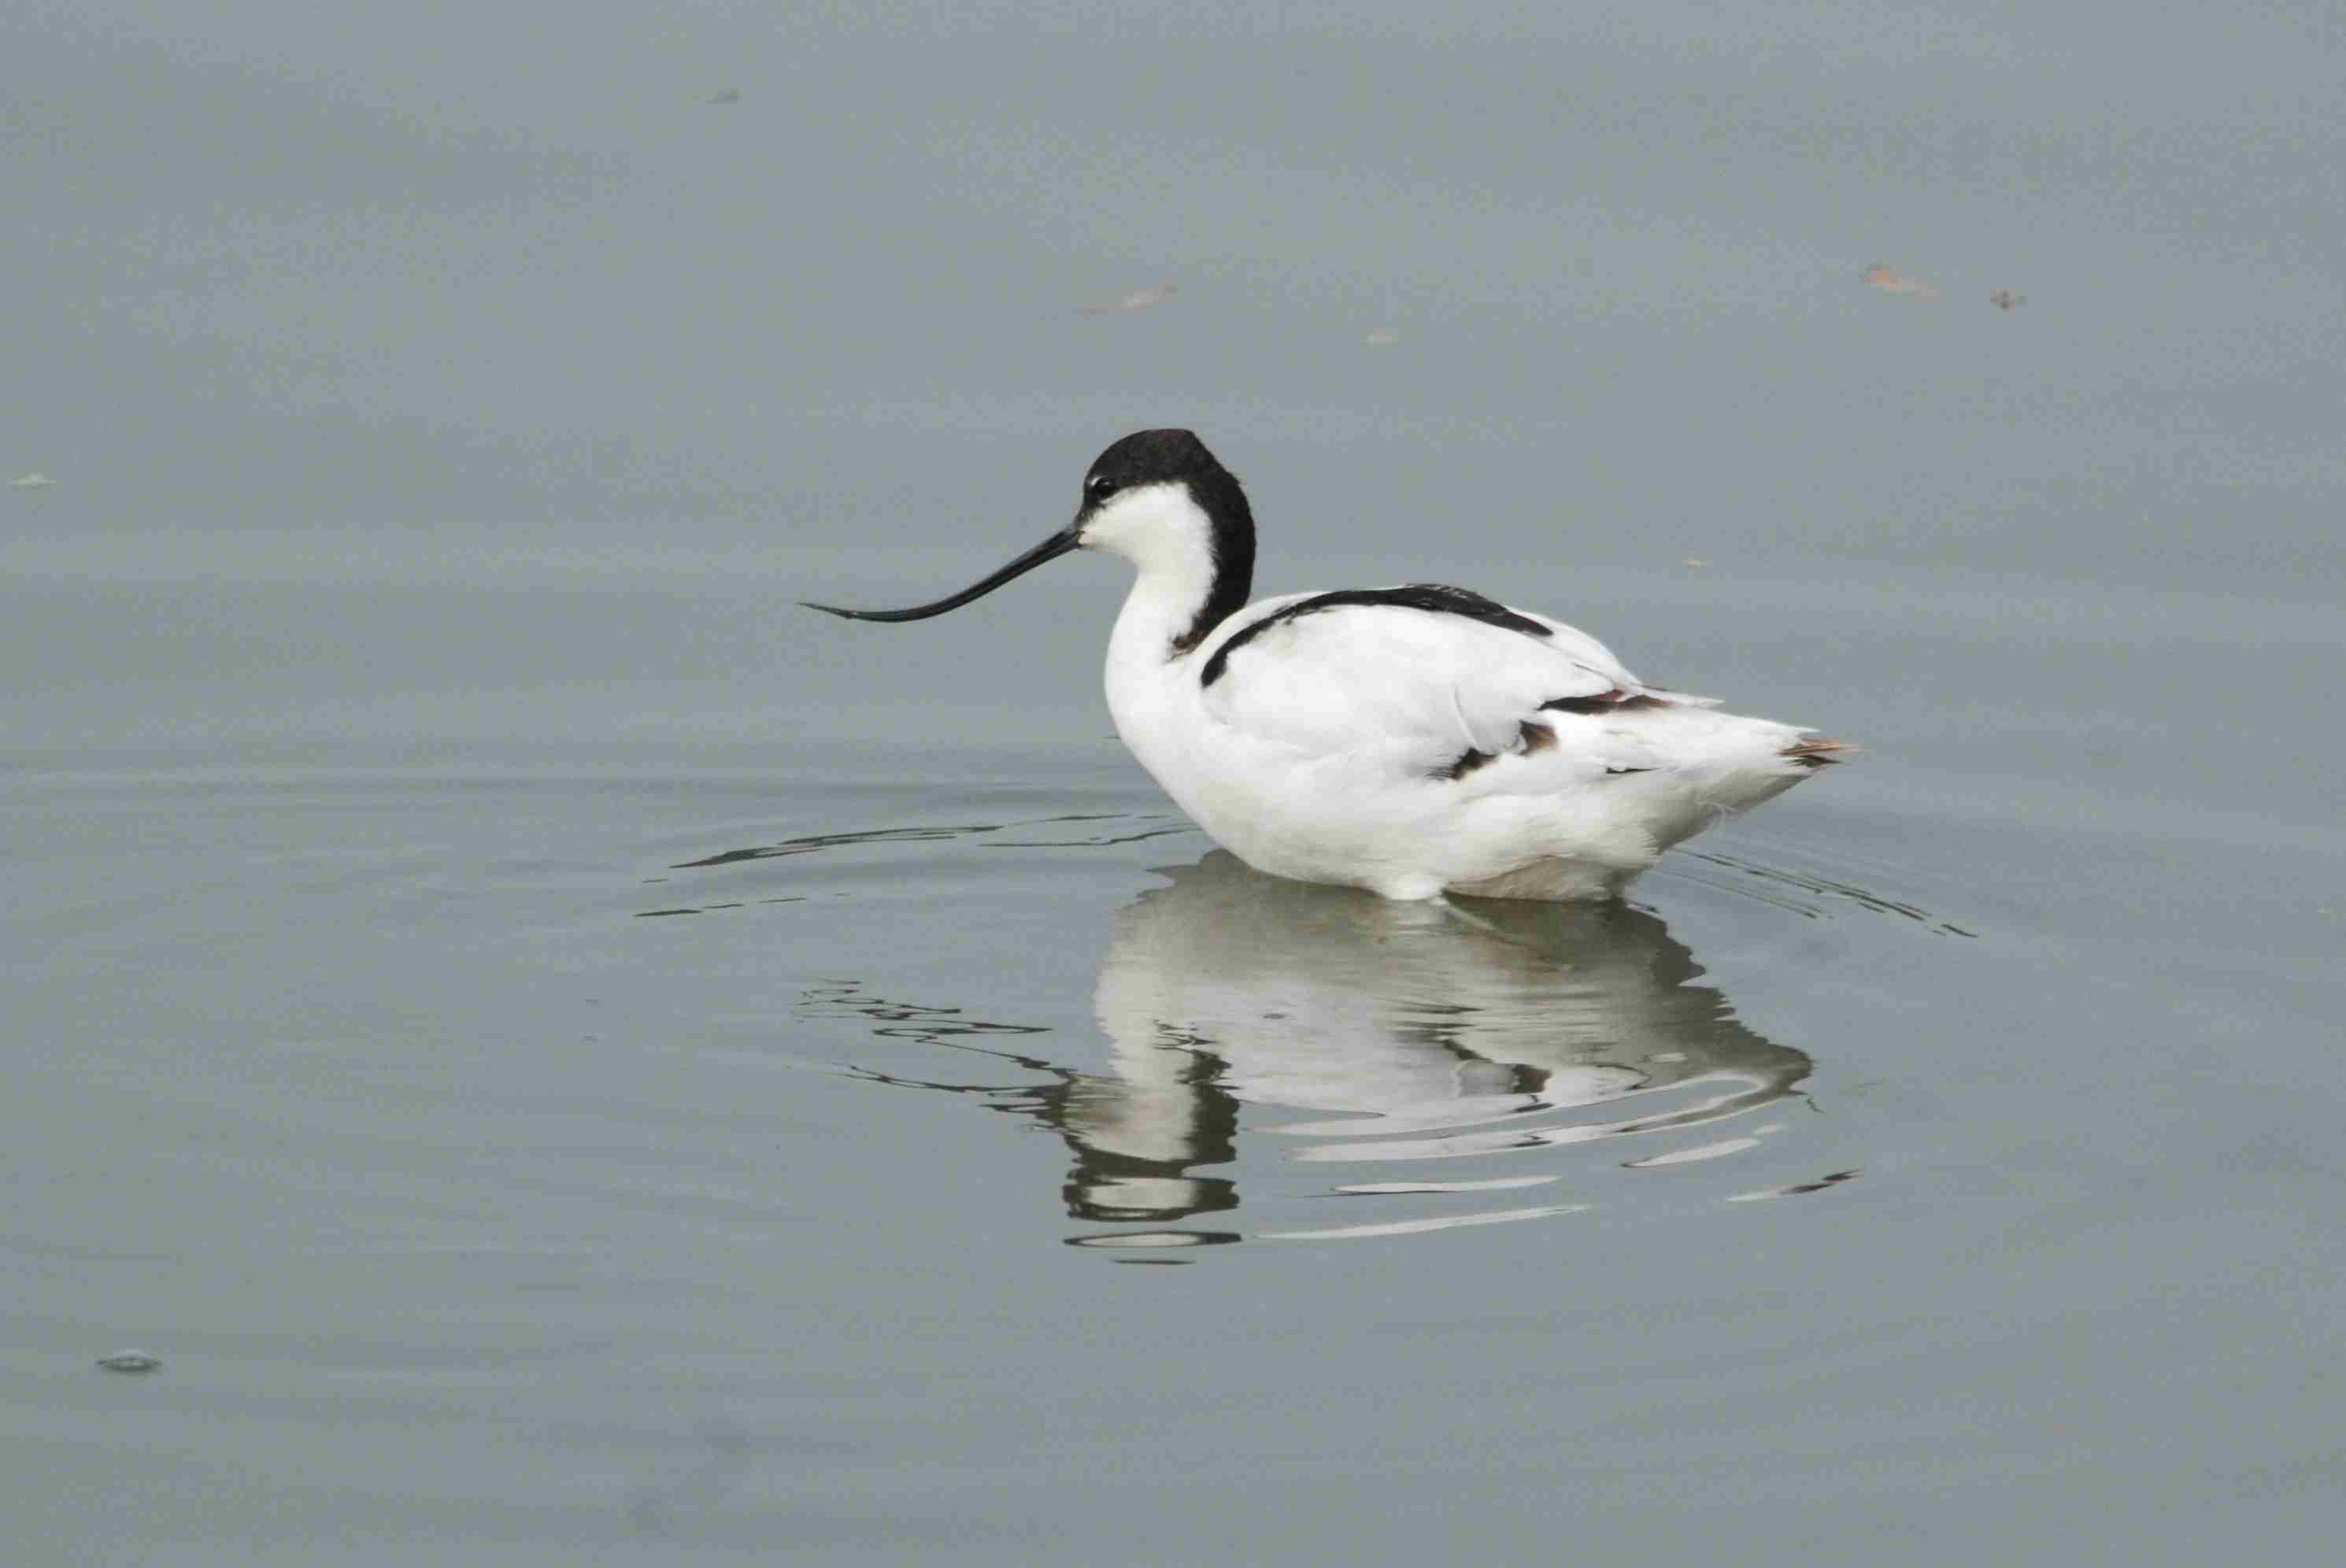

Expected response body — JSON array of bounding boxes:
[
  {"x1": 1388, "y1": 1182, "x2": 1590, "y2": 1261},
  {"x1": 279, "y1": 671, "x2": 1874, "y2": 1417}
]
[{"x1": 8, "y1": 2, "x2": 2344, "y2": 1562}]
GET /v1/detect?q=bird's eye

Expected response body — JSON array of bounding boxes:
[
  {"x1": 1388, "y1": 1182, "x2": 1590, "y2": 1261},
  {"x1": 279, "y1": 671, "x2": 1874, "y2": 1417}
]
[{"x1": 1085, "y1": 475, "x2": 1118, "y2": 502}]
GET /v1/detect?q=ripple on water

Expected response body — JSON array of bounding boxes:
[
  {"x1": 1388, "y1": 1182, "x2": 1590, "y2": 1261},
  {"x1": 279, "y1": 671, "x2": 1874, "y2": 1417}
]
[{"x1": 635, "y1": 812, "x2": 1193, "y2": 915}]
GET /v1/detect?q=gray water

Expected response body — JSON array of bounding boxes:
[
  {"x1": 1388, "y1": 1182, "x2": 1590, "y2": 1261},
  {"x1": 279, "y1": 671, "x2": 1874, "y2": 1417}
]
[{"x1": 8, "y1": 2, "x2": 2344, "y2": 1562}]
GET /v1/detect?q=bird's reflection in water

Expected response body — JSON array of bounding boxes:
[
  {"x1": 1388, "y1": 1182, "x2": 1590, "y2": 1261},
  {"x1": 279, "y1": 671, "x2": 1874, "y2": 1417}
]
[{"x1": 831, "y1": 852, "x2": 1817, "y2": 1252}]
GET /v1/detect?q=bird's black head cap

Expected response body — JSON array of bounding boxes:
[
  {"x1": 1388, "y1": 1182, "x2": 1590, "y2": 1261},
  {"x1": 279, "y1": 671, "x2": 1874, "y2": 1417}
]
[{"x1": 1080, "y1": 429, "x2": 1256, "y2": 652}]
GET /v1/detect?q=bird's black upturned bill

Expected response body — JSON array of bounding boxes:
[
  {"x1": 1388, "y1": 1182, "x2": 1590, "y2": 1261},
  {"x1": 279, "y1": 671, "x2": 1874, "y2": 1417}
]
[{"x1": 801, "y1": 524, "x2": 1083, "y2": 623}]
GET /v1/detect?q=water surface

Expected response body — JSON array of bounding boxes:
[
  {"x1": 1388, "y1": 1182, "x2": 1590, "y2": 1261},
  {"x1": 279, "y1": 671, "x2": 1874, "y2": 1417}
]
[{"x1": 9, "y1": 2, "x2": 2346, "y2": 1562}]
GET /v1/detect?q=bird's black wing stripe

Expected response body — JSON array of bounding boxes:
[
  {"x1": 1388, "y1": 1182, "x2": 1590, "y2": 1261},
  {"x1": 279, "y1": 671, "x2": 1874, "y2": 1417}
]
[
  {"x1": 1540, "y1": 693, "x2": 1664, "y2": 716},
  {"x1": 1199, "y1": 584, "x2": 1552, "y2": 688}
]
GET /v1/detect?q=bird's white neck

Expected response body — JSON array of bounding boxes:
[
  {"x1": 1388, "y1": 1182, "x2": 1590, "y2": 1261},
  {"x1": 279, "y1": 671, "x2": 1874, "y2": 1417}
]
[
  {"x1": 1085, "y1": 490, "x2": 1235, "y2": 800},
  {"x1": 1082, "y1": 483, "x2": 1250, "y2": 665},
  {"x1": 1105, "y1": 569, "x2": 1206, "y2": 702},
  {"x1": 1102, "y1": 568, "x2": 1215, "y2": 814}
]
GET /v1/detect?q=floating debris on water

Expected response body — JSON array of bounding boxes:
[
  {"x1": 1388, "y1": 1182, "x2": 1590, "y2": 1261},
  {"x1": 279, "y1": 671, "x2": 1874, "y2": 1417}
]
[
  {"x1": 1364, "y1": 327, "x2": 1401, "y2": 346},
  {"x1": 1863, "y1": 262, "x2": 1939, "y2": 299},
  {"x1": 706, "y1": 88, "x2": 739, "y2": 105},
  {"x1": 97, "y1": 1350, "x2": 162, "y2": 1374},
  {"x1": 10, "y1": 472, "x2": 55, "y2": 489},
  {"x1": 1079, "y1": 284, "x2": 1176, "y2": 316},
  {"x1": 1990, "y1": 290, "x2": 2026, "y2": 311}
]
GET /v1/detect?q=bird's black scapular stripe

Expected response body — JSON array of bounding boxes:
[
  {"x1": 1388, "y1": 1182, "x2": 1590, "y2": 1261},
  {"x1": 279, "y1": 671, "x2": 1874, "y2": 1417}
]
[{"x1": 1199, "y1": 583, "x2": 1552, "y2": 688}]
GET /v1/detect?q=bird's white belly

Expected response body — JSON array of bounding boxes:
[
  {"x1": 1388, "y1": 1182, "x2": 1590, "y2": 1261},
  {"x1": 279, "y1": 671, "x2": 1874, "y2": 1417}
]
[{"x1": 1109, "y1": 678, "x2": 1649, "y2": 900}]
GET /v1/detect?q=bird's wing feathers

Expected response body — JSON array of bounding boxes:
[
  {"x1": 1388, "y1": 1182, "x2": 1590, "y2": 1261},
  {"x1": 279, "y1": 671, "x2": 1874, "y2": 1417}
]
[{"x1": 1199, "y1": 589, "x2": 1661, "y2": 773}]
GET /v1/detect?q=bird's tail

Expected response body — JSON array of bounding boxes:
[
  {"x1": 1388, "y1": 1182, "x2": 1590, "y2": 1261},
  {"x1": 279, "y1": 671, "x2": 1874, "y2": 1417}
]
[{"x1": 1782, "y1": 736, "x2": 1857, "y2": 769}]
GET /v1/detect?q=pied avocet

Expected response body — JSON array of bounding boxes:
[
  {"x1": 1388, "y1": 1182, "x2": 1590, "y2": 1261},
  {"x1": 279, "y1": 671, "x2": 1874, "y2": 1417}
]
[{"x1": 806, "y1": 429, "x2": 1848, "y2": 900}]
